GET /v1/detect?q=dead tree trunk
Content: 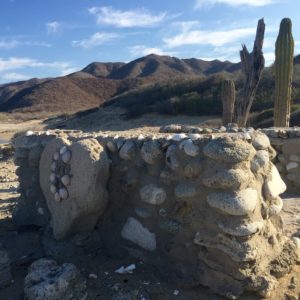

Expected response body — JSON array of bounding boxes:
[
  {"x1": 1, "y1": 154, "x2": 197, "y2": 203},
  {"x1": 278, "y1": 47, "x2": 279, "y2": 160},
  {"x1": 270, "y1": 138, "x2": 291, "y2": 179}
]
[{"x1": 234, "y1": 18, "x2": 265, "y2": 127}]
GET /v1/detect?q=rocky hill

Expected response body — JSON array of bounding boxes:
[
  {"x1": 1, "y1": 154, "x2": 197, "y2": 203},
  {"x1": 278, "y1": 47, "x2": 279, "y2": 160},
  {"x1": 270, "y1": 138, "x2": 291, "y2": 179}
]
[{"x1": 0, "y1": 54, "x2": 240, "y2": 116}]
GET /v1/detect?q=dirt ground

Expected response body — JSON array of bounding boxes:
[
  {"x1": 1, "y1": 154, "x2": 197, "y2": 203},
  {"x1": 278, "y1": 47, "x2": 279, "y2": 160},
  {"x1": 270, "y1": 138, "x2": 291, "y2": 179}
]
[{"x1": 0, "y1": 110, "x2": 300, "y2": 300}]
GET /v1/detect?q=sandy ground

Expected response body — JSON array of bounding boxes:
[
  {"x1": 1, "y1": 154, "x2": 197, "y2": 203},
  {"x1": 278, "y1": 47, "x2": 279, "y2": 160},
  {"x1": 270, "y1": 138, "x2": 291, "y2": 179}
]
[{"x1": 0, "y1": 111, "x2": 299, "y2": 299}]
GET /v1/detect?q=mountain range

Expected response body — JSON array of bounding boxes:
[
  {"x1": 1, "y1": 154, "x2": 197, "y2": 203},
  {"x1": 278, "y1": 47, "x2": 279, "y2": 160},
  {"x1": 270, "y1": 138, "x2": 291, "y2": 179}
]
[{"x1": 0, "y1": 54, "x2": 241, "y2": 116}]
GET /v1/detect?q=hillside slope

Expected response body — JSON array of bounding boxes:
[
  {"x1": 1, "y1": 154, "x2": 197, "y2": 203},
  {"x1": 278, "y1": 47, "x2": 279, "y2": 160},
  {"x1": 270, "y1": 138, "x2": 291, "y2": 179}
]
[{"x1": 0, "y1": 54, "x2": 241, "y2": 116}]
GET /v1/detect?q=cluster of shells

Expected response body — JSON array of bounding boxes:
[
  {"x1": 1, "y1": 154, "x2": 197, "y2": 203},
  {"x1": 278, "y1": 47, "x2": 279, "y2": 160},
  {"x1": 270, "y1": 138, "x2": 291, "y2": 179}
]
[{"x1": 49, "y1": 145, "x2": 72, "y2": 202}]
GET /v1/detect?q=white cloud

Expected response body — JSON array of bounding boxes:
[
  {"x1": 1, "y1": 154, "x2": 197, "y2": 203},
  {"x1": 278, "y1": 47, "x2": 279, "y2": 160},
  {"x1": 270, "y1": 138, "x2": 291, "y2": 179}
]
[
  {"x1": 72, "y1": 32, "x2": 119, "y2": 49},
  {"x1": 1, "y1": 72, "x2": 30, "y2": 81},
  {"x1": 129, "y1": 45, "x2": 174, "y2": 57},
  {"x1": 0, "y1": 57, "x2": 75, "y2": 75},
  {"x1": 195, "y1": 0, "x2": 275, "y2": 8},
  {"x1": 164, "y1": 27, "x2": 255, "y2": 48},
  {"x1": 88, "y1": 6, "x2": 166, "y2": 28},
  {"x1": 46, "y1": 21, "x2": 60, "y2": 34},
  {"x1": 0, "y1": 39, "x2": 52, "y2": 49},
  {"x1": 264, "y1": 52, "x2": 275, "y2": 65}
]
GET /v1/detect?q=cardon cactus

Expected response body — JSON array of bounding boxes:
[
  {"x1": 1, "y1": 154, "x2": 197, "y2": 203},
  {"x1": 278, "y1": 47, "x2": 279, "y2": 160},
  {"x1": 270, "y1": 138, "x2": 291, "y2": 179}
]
[
  {"x1": 221, "y1": 79, "x2": 236, "y2": 125},
  {"x1": 274, "y1": 18, "x2": 294, "y2": 127}
]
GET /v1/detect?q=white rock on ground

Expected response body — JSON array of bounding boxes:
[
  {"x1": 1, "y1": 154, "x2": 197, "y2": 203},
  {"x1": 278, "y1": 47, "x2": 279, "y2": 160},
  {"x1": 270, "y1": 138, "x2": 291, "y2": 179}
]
[
  {"x1": 24, "y1": 258, "x2": 86, "y2": 300},
  {"x1": 264, "y1": 165, "x2": 287, "y2": 200},
  {"x1": 286, "y1": 162, "x2": 298, "y2": 171},
  {"x1": 121, "y1": 217, "x2": 156, "y2": 251}
]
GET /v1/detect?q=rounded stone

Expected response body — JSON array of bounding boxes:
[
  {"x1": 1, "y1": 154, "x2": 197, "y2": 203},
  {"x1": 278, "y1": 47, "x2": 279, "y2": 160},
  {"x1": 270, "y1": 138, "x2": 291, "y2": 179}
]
[
  {"x1": 179, "y1": 139, "x2": 200, "y2": 157},
  {"x1": 106, "y1": 141, "x2": 118, "y2": 153},
  {"x1": 24, "y1": 258, "x2": 86, "y2": 300},
  {"x1": 289, "y1": 154, "x2": 300, "y2": 162},
  {"x1": 59, "y1": 188, "x2": 68, "y2": 200},
  {"x1": 286, "y1": 162, "x2": 298, "y2": 171},
  {"x1": 140, "y1": 140, "x2": 163, "y2": 164},
  {"x1": 202, "y1": 169, "x2": 249, "y2": 190},
  {"x1": 119, "y1": 141, "x2": 136, "y2": 160},
  {"x1": 268, "y1": 197, "x2": 283, "y2": 216},
  {"x1": 207, "y1": 188, "x2": 258, "y2": 216},
  {"x1": 252, "y1": 134, "x2": 271, "y2": 150},
  {"x1": 174, "y1": 183, "x2": 198, "y2": 199},
  {"x1": 40, "y1": 137, "x2": 110, "y2": 239},
  {"x1": 59, "y1": 146, "x2": 68, "y2": 155},
  {"x1": 61, "y1": 174, "x2": 71, "y2": 186},
  {"x1": 171, "y1": 133, "x2": 187, "y2": 142},
  {"x1": 183, "y1": 161, "x2": 202, "y2": 179},
  {"x1": 49, "y1": 173, "x2": 57, "y2": 183},
  {"x1": 61, "y1": 150, "x2": 71, "y2": 163},
  {"x1": 50, "y1": 184, "x2": 57, "y2": 194},
  {"x1": 251, "y1": 150, "x2": 269, "y2": 172},
  {"x1": 53, "y1": 152, "x2": 59, "y2": 161},
  {"x1": 139, "y1": 184, "x2": 166, "y2": 205},
  {"x1": 166, "y1": 145, "x2": 179, "y2": 171},
  {"x1": 54, "y1": 192, "x2": 61, "y2": 202},
  {"x1": 203, "y1": 139, "x2": 255, "y2": 163},
  {"x1": 50, "y1": 161, "x2": 57, "y2": 172},
  {"x1": 218, "y1": 221, "x2": 264, "y2": 237}
]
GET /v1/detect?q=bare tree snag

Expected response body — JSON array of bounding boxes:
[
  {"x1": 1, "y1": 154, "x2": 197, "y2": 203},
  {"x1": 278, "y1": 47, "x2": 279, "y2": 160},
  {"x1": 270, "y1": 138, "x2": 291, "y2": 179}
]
[{"x1": 234, "y1": 18, "x2": 265, "y2": 127}]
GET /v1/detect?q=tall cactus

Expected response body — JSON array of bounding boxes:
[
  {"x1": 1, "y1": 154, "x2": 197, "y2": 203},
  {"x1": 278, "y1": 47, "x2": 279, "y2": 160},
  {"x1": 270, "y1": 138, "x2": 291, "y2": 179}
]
[
  {"x1": 274, "y1": 18, "x2": 294, "y2": 127},
  {"x1": 221, "y1": 79, "x2": 236, "y2": 125}
]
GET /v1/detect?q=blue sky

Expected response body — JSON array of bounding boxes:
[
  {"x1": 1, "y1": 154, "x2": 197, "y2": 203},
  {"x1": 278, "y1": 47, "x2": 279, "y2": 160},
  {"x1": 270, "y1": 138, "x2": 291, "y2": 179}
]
[{"x1": 0, "y1": 0, "x2": 299, "y2": 83}]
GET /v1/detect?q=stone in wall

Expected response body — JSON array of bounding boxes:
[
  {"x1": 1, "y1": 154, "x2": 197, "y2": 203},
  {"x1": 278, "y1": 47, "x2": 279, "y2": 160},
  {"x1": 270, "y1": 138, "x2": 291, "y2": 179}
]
[{"x1": 39, "y1": 137, "x2": 110, "y2": 239}]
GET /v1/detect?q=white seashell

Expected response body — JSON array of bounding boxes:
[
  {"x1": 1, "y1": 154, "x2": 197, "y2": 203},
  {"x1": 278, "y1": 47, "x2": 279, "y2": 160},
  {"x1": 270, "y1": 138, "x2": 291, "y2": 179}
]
[
  {"x1": 59, "y1": 146, "x2": 68, "y2": 155},
  {"x1": 61, "y1": 174, "x2": 71, "y2": 186},
  {"x1": 59, "y1": 188, "x2": 68, "y2": 200},
  {"x1": 53, "y1": 152, "x2": 59, "y2": 161},
  {"x1": 50, "y1": 184, "x2": 57, "y2": 194},
  {"x1": 51, "y1": 161, "x2": 57, "y2": 172},
  {"x1": 54, "y1": 192, "x2": 61, "y2": 202},
  {"x1": 49, "y1": 173, "x2": 57, "y2": 183},
  {"x1": 61, "y1": 150, "x2": 71, "y2": 163}
]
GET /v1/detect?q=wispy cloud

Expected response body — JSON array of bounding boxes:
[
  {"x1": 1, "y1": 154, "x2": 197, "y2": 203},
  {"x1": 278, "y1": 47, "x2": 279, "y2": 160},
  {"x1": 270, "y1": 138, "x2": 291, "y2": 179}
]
[
  {"x1": 195, "y1": 0, "x2": 275, "y2": 9},
  {"x1": 0, "y1": 38, "x2": 52, "y2": 50},
  {"x1": 72, "y1": 32, "x2": 119, "y2": 49},
  {"x1": 0, "y1": 57, "x2": 76, "y2": 76},
  {"x1": 46, "y1": 21, "x2": 60, "y2": 34},
  {"x1": 1, "y1": 72, "x2": 30, "y2": 82},
  {"x1": 164, "y1": 27, "x2": 255, "y2": 48},
  {"x1": 129, "y1": 45, "x2": 174, "y2": 57},
  {"x1": 88, "y1": 6, "x2": 167, "y2": 28}
]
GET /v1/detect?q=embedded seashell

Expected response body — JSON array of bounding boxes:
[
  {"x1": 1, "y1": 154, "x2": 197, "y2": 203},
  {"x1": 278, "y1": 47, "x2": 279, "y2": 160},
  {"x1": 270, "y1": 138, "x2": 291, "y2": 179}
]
[
  {"x1": 59, "y1": 188, "x2": 68, "y2": 200},
  {"x1": 49, "y1": 173, "x2": 57, "y2": 183},
  {"x1": 61, "y1": 174, "x2": 71, "y2": 186},
  {"x1": 51, "y1": 161, "x2": 57, "y2": 172},
  {"x1": 50, "y1": 184, "x2": 57, "y2": 194},
  {"x1": 54, "y1": 192, "x2": 61, "y2": 202},
  {"x1": 61, "y1": 151, "x2": 71, "y2": 163},
  {"x1": 53, "y1": 151, "x2": 59, "y2": 161},
  {"x1": 59, "y1": 146, "x2": 68, "y2": 155}
]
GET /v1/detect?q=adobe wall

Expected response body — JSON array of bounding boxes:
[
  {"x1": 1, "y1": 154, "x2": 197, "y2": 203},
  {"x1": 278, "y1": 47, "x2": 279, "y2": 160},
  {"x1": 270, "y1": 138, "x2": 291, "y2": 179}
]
[{"x1": 12, "y1": 128, "x2": 300, "y2": 299}]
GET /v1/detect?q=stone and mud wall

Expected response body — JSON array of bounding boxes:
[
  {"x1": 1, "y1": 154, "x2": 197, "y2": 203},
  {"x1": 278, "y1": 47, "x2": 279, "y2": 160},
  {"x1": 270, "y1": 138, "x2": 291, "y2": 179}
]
[{"x1": 12, "y1": 127, "x2": 300, "y2": 299}]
